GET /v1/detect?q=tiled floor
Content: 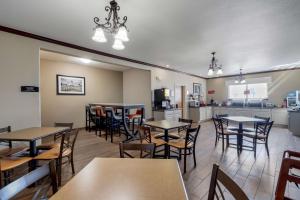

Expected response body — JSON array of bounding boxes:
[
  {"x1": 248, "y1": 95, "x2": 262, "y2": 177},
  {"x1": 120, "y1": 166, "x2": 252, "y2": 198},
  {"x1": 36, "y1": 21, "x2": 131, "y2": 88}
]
[{"x1": 14, "y1": 121, "x2": 300, "y2": 199}]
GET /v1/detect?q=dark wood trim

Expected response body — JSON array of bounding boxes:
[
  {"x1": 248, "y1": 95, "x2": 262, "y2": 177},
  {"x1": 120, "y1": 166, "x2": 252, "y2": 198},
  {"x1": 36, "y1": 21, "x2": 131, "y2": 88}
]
[
  {"x1": 0, "y1": 25, "x2": 206, "y2": 79},
  {"x1": 208, "y1": 67, "x2": 300, "y2": 79}
]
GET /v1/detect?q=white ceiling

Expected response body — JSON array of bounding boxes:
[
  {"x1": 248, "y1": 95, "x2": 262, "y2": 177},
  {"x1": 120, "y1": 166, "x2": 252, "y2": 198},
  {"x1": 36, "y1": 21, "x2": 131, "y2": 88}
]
[
  {"x1": 40, "y1": 50, "x2": 129, "y2": 71},
  {"x1": 1, "y1": 0, "x2": 300, "y2": 77}
]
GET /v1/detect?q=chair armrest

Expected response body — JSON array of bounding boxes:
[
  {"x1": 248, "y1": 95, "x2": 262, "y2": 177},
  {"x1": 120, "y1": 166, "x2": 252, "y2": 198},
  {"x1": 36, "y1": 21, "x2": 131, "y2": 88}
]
[{"x1": 283, "y1": 150, "x2": 300, "y2": 159}]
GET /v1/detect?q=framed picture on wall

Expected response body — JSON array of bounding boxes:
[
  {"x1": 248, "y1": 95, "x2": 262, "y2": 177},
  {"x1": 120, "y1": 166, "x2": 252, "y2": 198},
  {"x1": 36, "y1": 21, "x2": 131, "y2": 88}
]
[
  {"x1": 193, "y1": 83, "x2": 202, "y2": 95},
  {"x1": 56, "y1": 75, "x2": 85, "y2": 95}
]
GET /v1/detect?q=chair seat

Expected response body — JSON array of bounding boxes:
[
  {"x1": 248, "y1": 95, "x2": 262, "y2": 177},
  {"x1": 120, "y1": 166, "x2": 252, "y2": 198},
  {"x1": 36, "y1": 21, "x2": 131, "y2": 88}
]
[
  {"x1": 36, "y1": 143, "x2": 60, "y2": 150},
  {"x1": 34, "y1": 147, "x2": 71, "y2": 160},
  {"x1": 0, "y1": 157, "x2": 32, "y2": 171},
  {"x1": 243, "y1": 132, "x2": 267, "y2": 139},
  {"x1": 168, "y1": 139, "x2": 193, "y2": 149},
  {"x1": 0, "y1": 146, "x2": 28, "y2": 157},
  {"x1": 223, "y1": 129, "x2": 238, "y2": 135},
  {"x1": 142, "y1": 137, "x2": 166, "y2": 147},
  {"x1": 243, "y1": 127, "x2": 255, "y2": 132},
  {"x1": 154, "y1": 132, "x2": 181, "y2": 139},
  {"x1": 227, "y1": 126, "x2": 239, "y2": 131}
]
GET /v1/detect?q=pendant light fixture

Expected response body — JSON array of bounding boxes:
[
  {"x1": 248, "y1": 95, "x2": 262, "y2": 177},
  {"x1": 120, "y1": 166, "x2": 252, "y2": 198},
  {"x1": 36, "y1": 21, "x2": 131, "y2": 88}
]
[
  {"x1": 92, "y1": 0, "x2": 129, "y2": 50},
  {"x1": 235, "y1": 68, "x2": 246, "y2": 84},
  {"x1": 207, "y1": 52, "x2": 223, "y2": 76}
]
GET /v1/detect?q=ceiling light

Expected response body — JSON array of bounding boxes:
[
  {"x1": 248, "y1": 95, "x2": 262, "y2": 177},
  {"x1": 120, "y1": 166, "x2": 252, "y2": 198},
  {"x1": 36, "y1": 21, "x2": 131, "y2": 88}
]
[
  {"x1": 208, "y1": 68, "x2": 214, "y2": 76},
  {"x1": 207, "y1": 52, "x2": 223, "y2": 76},
  {"x1": 92, "y1": 27, "x2": 107, "y2": 43},
  {"x1": 112, "y1": 39, "x2": 125, "y2": 50},
  {"x1": 235, "y1": 68, "x2": 246, "y2": 84},
  {"x1": 166, "y1": 65, "x2": 170, "y2": 67},
  {"x1": 79, "y1": 58, "x2": 92, "y2": 64},
  {"x1": 92, "y1": 0, "x2": 129, "y2": 50}
]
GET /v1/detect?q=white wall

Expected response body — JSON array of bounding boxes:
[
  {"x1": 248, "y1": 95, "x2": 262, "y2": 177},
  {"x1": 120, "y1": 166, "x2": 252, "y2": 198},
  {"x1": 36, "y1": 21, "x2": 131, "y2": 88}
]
[
  {"x1": 123, "y1": 69, "x2": 152, "y2": 119},
  {"x1": 151, "y1": 68, "x2": 207, "y2": 118}
]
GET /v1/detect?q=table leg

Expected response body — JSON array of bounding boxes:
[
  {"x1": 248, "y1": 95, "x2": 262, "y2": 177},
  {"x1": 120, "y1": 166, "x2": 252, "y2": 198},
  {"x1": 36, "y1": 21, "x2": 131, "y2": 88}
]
[
  {"x1": 164, "y1": 129, "x2": 169, "y2": 159},
  {"x1": 29, "y1": 140, "x2": 37, "y2": 169},
  {"x1": 238, "y1": 122, "x2": 243, "y2": 154}
]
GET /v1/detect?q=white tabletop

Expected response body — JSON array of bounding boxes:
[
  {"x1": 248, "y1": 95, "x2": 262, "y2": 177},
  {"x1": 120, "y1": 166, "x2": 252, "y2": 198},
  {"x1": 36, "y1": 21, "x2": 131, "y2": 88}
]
[{"x1": 222, "y1": 116, "x2": 265, "y2": 123}]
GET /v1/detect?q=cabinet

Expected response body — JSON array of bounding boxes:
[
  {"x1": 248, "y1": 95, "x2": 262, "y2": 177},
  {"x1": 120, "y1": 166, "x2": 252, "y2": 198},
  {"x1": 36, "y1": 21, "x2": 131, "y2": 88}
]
[
  {"x1": 153, "y1": 109, "x2": 182, "y2": 121},
  {"x1": 272, "y1": 109, "x2": 288, "y2": 125},
  {"x1": 189, "y1": 107, "x2": 212, "y2": 123}
]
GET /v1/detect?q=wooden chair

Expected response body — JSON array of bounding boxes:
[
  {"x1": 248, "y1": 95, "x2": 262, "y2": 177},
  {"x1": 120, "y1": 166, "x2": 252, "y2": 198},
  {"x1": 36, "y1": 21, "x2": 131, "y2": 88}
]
[
  {"x1": 0, "y1": 126, "x2": 28, "y2": 157},
  {"x1": 216, "y1": 114, "x2": 238, "y2": 131},
  {"x1": 243, "y1": 121, "x2": 273, "y2": 158},
  {"x1": 34, "y1": 129, "x2": 79, "y2": 186},
  {"x1": 0, "y1": 156, "x2": 32, "y2": 187},
  {"x1": 212, "y1": 118, "x2": 238, "y2": 152},
  {"x1": 36, "y1": 122, "x2": 74, "y2": 151},
  {"x1": 95, "y1": 106, "x2": 106, "y2": 137},
  {"x1": 119, "y1": 142, "x2": 155, "y2": 158},
  {"x1": 243, "y1": 115, "x2": 270, "y2": 132},
  {"x1": 105, "y1": 107, "x2": 122, "y2": 143},
  {"x1": 168, "y1": 124, "x2": 201, "y2": 173},
  {"x1": 275, "y1": 150, "x2": 300, "y2": 200},
  {"x1": 0, "y1": 160, "x2": 58, "y2": 199},
  {"x1": 208, "y1": 164, "x2": 249, "y2": 200},
  {"x1": 138, "y1": 125, "x2": 166, "y2": 157},
  {"x1": 154, "y1": 118, "x2": 193, "y2": 139}
]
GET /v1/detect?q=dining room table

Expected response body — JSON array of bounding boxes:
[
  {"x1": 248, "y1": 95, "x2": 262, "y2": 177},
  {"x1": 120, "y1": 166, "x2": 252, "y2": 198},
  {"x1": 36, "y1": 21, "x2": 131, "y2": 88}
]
[
  {"x1": 221, "y1": 116, "x2": 265, "y2": 153},
  {"x1": 144, "y1": 120, "x2": 190, "y2": 158},
  {"x1": 0, "y1": 127, "x2": 68, "y2": 167},
  {"x1": 50, "y1": 157, "x2": 188, "y2": 200}
]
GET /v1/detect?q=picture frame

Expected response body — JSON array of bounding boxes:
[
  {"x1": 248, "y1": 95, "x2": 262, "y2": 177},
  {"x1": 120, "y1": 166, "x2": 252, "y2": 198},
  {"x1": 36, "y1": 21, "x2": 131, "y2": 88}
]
[
  {"x1": 193, "y1": 83, "x2": 202, "y2": 95},
  {"x1": 56, "y1": 74, "x2": 85, "y2": 95}
]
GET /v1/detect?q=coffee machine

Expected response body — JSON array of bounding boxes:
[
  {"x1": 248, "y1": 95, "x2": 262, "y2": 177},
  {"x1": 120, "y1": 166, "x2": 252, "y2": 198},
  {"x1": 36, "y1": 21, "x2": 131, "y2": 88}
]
[{"x1": 154, "y1": 88, "x2": 171, "y2": 110}]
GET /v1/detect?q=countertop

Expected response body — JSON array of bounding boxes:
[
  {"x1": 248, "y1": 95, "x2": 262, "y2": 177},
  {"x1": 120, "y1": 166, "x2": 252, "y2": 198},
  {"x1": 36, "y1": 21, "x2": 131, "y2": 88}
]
[
  {"x1": 152, "y1": 108, "x2": 182, "y2": 112},
  {"x1": 210, "y1": 106, "x2": 286, "y2": 110}
]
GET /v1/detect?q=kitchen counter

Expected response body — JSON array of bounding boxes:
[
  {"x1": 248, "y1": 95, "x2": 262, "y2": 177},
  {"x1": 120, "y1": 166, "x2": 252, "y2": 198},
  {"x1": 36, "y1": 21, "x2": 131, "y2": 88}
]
[{"x1": 210, "y1": 105, "x2": 281, "y2": 110}]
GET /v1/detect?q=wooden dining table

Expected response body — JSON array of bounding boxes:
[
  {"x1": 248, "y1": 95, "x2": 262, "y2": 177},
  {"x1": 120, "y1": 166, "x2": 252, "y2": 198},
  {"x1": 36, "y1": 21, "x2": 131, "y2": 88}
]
[
  {"x1": 144, "y1": 120, "x2": 190, "y2": 158},
  {"x1": 0, "y1": 127, "x2": 68, "y2": 165},
  {"x1": 50, "y1": 158, "x2": 188, "y2": 200},
  {"x1": 221, "y1": 116, "x2": 265, "y2": 153}
]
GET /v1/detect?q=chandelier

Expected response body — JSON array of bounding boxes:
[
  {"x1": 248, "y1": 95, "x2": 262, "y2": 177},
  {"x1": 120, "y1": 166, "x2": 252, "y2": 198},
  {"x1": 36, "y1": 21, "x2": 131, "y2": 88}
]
[
  {"x1": 235, "y1": 68, "x2": 246, "y2": 84},
  {"x1": 207, "y1": 52, "x2": 223, "y2": 76},
  {"x1": 92, "y1": 0, "x2": 129, "y2": 50}
]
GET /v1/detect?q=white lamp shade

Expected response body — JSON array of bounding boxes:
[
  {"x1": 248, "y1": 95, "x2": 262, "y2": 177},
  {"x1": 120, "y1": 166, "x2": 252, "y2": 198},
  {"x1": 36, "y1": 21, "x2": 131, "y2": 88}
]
[
  {"x1": 112, "y1": 39, "x2": 125, "y2": 50},
  {"x1": 208, "y1": 69, "x2": 214, "y2": 76},
  {"x1": 241, "y1": 79, "x2": 246, "y2": 84},
  {"x1": 216, "y1": 69, "x2": 223, "y2": 75},
  {"x1": 115, "y1": 26, "x2": 129, "y2": 42},
  {"x1": 92, "y1": 27, "x2": 107, "y2": 43}
]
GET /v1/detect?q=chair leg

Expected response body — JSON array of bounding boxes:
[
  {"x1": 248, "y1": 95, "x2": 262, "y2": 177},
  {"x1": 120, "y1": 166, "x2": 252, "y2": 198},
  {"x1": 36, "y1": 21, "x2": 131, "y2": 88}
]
[
  {"x1": 179, "y1": 149, "x2": 182, "y2": 160},
  {"x1": 184, "y1": 148, "x2": 187, "y2": 173},
  {"x1": 193, "y1": 148, "x2": 197, "y2": 167},
  {"x1": 226, "y1": 135, "x2": 229, "y2": 147},
  {"x1": 265, "y1": 140, "x2": 270, "y2": 157},
  {"x1": 56, "y1": 159, "x2": 62, "y2": 187},
  {"x1": 222, "y1": 135, "x2": 225, "y2": 152},
  {"x1": 71, "y1": 154, "x2": 75, "y2": 175},
  {"x1": 253, "y1": 138, "x2": 257, "y2": 158},
  {"x1": 215, "y1": 135, "x2": 218, "y2": 147}
]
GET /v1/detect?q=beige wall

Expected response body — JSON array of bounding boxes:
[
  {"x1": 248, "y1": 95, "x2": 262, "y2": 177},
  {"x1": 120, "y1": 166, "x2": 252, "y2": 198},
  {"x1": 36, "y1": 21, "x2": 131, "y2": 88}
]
[
  {"x1": 0, "y1": 31, "x2": 40, "y2": 130},
  {"x1": 207, "y1": 69, "x2": 300, "y2": 106},
  {"x1": 40, "y1": 59, "x2": 123, "y2": 128},
  {"x1": 123, "y1": 69, "x2": 152, "y2": 119}
]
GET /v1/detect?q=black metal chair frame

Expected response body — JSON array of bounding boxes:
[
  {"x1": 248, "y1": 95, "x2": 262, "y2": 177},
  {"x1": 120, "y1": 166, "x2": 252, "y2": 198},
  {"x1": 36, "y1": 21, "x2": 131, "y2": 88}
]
[{"x1": 119, "y1": 142, "x2": 155, "y2": 158}]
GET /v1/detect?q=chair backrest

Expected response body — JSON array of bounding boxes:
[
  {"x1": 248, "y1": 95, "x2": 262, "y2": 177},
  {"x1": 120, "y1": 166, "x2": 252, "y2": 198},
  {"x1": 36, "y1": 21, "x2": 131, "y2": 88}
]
[
  {"x1": 138, "y1": 125, "x2": 152, "y2": 143},
  {"x1": 178, "y1": 118, "x2": 193, "y2": 132},
  {"x1": 216, "y1": 114, "x2": 229, "y2": 127},
  {"x1": 208, "y1": 164, "x2": 249, "y2": 200},
  {"x1": 105, "y1": 107, "x2": 118, "y2": 119},
  {"x1": 275, "y1": 150, "x2": 300, "y2": 200},
  {"x1": 212, "y1": 117, "x2": 225, "y2": 135},
  {"x1": 254, "y1": 120, "x2": 272, "y2": 136},
  {"x1": 0, "y1": 160, "x2": 58, "y2": 200},
  {"x1": 54, "y1": 122, "x2": 74, "y2": 141},
  {"x1": 0, "y1": 126, "x2": 12, "y2": 148},
  {"x1": 95, "y1": 106, "x2": 106, "y2": 117},
  {"x1": 185, "y1": 124, "x2": 201, "y2": 149},
  {"x1": 59, "y1": 129, "x2": 79, "y2": 158},
  {"x1": 119, "y1": 142, "x2": 155, "y2": 158}
]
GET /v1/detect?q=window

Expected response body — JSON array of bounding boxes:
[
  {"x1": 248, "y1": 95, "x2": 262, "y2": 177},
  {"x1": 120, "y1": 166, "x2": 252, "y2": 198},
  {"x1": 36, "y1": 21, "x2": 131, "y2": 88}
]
[
  {"x1": 228, "y1": 84, "x2": 246, "y2": 99},
  {"x1": 247, "y1": 83, "x2": 268, "y2": 99},
  {"x1": 228, "y1": 83, "x2": 268, "y2": 100}
]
